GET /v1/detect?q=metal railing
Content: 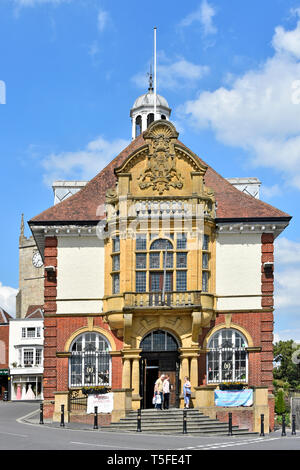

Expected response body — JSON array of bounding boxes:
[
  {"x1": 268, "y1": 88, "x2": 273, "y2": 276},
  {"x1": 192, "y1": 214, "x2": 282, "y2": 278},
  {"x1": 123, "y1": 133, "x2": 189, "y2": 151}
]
[{"x1": 69, "y1": 395, "x2": 87, "y2": 412}]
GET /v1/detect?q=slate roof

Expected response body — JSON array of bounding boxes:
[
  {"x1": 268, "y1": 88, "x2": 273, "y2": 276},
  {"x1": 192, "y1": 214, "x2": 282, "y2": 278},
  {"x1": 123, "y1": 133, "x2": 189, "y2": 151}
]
[
  {"x1": 25, "y1": 305, "x2": 44, "y2": 319},
  {"x1": 29, "y1": 134, "x2": 291, "y2": 224},
  {"x1": 0, "y1": 307, "x2": 13, "y2": 324}
]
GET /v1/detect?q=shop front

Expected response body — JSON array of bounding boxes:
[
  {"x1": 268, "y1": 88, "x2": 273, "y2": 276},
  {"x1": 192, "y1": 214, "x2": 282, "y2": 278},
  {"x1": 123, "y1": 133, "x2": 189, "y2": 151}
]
[{"x1": 10, "y1": 374, "x2": 43, "y2": 400}]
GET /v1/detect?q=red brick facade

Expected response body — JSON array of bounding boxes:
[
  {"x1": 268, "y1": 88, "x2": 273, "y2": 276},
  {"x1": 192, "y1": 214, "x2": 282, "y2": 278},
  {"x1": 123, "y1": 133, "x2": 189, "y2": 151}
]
[
  {"x1": 42, "y1": 236, "x2": 123, "y2": 419},
  {"x1": 42, "y1": 234, "x2": 276, "y2": 430},
  {"x1": 194, "y1": 233, "x2": 275, "y2": 430}
]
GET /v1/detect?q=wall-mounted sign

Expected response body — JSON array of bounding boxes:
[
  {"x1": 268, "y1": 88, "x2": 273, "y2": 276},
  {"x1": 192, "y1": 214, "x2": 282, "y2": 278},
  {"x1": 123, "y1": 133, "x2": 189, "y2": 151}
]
[
  {"x1": 87, "y1": 392, "x2": 114, "y2": 414},
  {"x1": 215, "y1": 389, "x2": 253, "y2": 407}
]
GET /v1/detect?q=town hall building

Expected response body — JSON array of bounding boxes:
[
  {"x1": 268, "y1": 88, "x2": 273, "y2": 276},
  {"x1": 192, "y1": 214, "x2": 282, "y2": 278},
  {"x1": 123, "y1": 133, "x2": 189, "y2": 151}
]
[{"x1": 28, "y1": 82, "x2": 291, "y2": 433}]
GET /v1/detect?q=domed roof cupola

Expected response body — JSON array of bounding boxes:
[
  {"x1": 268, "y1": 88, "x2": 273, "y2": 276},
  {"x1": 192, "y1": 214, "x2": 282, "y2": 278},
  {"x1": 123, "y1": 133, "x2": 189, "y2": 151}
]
[{"x1": 130, "y1": 69, "x2": 171, "y2": 140}]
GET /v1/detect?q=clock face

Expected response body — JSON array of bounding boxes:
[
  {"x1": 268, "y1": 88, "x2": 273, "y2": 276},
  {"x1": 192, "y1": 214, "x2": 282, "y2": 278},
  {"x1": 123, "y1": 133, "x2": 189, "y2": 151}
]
[{"x1": 32, "y1": 251, "x2": 43, "y2": 268}]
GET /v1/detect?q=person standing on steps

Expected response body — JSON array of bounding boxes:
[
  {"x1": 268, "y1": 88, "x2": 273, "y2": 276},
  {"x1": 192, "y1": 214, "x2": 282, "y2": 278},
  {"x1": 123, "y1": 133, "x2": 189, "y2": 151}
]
[
  {"x1": 163, "y1": 374, "x2": 170, "y2": 410},
  {"x1": 183, "y1": 376, "x2": 191, "y2": 409},
  {"x1": 154, "y1": 374, "x2": 165, "y2": 410}
]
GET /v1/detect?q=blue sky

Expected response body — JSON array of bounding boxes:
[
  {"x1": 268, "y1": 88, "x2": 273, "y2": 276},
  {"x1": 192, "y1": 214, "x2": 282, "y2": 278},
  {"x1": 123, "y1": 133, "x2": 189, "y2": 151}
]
[{"x1": 1, "y1": 0, "x2": 300, "y2": 342}]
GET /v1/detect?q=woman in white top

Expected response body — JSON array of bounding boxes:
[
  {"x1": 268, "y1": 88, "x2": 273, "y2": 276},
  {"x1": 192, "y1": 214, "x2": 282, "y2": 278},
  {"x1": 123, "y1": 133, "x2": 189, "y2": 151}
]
[{"x1": 163, "y1": 375, "x2": 170, "y2": 410}]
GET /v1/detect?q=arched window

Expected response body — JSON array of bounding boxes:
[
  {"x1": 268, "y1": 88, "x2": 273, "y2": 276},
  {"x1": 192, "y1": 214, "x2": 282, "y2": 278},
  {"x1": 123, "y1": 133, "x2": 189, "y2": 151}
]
[
  {"x1": 147, "y1": 113, "x2": 154, "y2": 127},
  {"x1": 141, "y1": 330, "x2": 178, "y2": 351},
  {"x1": 150, "y1": 239, "x2": 173, "y2": 251},
  {"x1": 161, "y1": 114, "x2": 166, "y2": 120},
  {"x1": 135, "y1": 115, "x2": 142, "y2": 137},
  {"x1": 69, "y1": 332, "x2": 111, "y2": 388},
  {"x1": 207, "y1": 329, "x2": 248, "y2": 383}
]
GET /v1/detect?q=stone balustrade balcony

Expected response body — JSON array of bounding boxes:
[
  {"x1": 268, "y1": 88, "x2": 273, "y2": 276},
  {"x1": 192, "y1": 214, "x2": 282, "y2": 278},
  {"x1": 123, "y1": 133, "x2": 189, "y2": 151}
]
[{"x1": 123, "y1": 290, "x2": 202, "y2": 309}]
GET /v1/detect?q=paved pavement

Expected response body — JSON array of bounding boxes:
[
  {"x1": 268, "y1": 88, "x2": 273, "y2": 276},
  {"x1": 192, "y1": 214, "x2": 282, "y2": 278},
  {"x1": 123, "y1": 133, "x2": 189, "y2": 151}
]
[{"x1": 0, "y1": 401, "x2": 299, "y2": 461}]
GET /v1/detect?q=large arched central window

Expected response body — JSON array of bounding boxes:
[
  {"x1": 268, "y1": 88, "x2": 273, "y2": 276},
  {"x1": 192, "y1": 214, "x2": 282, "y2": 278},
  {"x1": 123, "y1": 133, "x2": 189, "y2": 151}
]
[
  {"x1": 69, "y1": 332, "x2": 111, "y2": 388},
  {"x1": 207, "y1": 329, "x2": 248, "y2": 384},
  {"x1": 135, "y1": 235, "x2": 188, "y2": 295}
]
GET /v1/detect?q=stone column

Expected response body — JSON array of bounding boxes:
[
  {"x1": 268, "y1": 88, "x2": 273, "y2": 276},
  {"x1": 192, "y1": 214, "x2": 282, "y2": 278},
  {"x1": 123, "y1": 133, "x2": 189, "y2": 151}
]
[
  {"x1": 141, "y1": 113, "x2": 147, "y2": 132},
  {"x1": 122, "y1": 358, "x2": 131, "y2": 389},
  {"x1": 180, "y1": 357, "x2": 189, "y2": 382},
  {"x1": 190, "y1": 356, "x2": 198, "y2": 390},
  {"x1": 132, "y1": 358, "x2": 140, "y2": 395},
  {"x1": 122, "y1": 349, "x2": 142, "y2": 410}
]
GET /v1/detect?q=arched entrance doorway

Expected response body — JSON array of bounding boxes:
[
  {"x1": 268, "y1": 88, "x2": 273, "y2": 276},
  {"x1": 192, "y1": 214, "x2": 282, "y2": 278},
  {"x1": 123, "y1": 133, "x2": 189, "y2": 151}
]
[{"x1": 139, "y1": 330, "x2": 180, "y2": 409}]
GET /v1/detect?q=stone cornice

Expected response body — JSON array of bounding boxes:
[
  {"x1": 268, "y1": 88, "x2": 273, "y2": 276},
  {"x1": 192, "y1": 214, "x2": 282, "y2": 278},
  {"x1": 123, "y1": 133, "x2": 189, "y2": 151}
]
[{"x1": 216, "y1": 221, "x2": 288, "y2": 238}]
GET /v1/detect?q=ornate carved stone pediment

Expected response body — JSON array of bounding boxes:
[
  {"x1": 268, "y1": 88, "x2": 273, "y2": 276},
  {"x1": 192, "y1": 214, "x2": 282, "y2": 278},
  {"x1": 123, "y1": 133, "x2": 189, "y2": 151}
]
[{"x1": 138, "y1": 121, "x2": 184, "y2": 195}]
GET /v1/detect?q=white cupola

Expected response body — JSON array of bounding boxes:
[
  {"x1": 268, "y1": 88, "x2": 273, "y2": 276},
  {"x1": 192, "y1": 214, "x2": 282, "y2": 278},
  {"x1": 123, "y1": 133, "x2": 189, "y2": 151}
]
[{"x1": 130, "y1": 71, "x2": 171, "y2": 140}]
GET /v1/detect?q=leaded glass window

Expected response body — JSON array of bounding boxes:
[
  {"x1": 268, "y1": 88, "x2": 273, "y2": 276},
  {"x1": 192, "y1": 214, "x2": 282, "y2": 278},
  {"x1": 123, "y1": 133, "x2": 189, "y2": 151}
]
[
  {"x1": 176, "y1": 270, "x2": 187, "y2": 291},
  {"x1": 177, "y1": 252, "x2": 187, "y2": 268},
  {"x1": 136, "y1": 271, "x2": 147, "y2": 292},
  {"x1": 136, "y1": 235, "x2": 147, "y2": 251},
  {"x1": 112, "y1": 273, "x2": 120, "y2": 294},
  {"x1": 113, "y1": 236, "x2": 120, "y2": 253},
  {"x1": 141, "y1": 330, "x2": 178, "y2": 351},
  {"x1": 207, "y1": 329, "x2": 248, "y2": 384},
  {"x1": 136, "y1": 253, "x2": 147, "y2": 269},
  {"x1": 69, "y1": 333, "x2": 111, "y2": 388},
  {"x1": 112, "y1": 254, "x2": 120, "y2": 271}
]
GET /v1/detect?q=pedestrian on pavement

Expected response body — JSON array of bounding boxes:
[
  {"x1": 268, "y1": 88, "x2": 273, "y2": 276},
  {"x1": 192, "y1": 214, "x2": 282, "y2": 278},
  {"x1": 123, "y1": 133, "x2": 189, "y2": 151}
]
[
  {"x1": 183, "y1": 376, "x2": 191, "y2": 409},
  {"x1": 163, "y1": 374, "x2": 170, "y2": 410},
  {"x1": 154, "y1": 374, "x2": 165, "y2": 410}
]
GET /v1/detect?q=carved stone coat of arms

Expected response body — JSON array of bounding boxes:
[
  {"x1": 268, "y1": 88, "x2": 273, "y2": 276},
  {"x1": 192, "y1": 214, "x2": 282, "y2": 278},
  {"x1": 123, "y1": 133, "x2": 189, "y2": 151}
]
[{"x1": 138, "y1": 131, "x2": 183, "y2": 195}]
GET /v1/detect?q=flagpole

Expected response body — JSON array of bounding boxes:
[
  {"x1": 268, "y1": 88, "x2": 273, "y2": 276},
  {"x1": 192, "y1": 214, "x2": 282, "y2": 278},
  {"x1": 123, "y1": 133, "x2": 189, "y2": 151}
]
[{"x1": 154, "y1": 27, "x2": 157, "y2": 121}]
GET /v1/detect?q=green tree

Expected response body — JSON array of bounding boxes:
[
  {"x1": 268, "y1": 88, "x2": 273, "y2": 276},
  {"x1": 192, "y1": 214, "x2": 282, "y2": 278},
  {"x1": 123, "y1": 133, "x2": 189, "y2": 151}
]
[
  {"x1": 275, "y1": 389, "x2": 286, "y2": 415},
  {"x1": 273, "y1": 340, "x2": 300, "y2": 390}
]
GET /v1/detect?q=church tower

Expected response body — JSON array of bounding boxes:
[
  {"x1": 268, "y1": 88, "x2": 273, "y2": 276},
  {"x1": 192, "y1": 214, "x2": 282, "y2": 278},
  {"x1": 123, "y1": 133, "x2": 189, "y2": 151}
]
[{"x1": 16, "y1": 214, "x2": 44, "y2": 318}]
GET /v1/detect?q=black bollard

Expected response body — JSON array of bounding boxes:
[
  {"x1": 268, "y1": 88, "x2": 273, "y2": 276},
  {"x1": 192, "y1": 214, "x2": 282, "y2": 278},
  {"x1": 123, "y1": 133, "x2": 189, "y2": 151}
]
[
  {"x1": 228, "y1": 412, "x2": 233, "y2": 436},
  {"x1": 260, "y1": 414, "x2": 265, "y2": 437},
  {"x1": 93, "y1": 406, "x2": 98, "y2": 430},
  {"x1": 39, "y1": 403, "x2": 44, "y2": 425},
  {"x1": 281, "y1": 414, "x2": 286, "y2": 436},
  {"x1": 137, "y1": 408, "x2": 142, "y2": 432},
  {"x1": 292, "y1": 414, "x2": 296, "y2": 436},
  {"x1": 183, "y1": 409, "x2": 187, "y2": 434},
  {"x1": 60, "y1": 404, "x2": 65, "y2": 427}
]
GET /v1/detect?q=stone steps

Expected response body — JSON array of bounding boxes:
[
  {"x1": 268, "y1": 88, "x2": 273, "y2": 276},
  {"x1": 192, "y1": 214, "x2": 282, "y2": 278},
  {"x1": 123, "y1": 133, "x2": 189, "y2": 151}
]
[{"x1": 106, "y1": 409, "x2": 258, "y2": 436}]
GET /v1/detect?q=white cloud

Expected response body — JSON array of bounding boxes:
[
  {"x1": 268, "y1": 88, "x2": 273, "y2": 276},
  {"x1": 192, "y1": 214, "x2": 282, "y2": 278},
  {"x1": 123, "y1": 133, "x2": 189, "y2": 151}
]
[
  {"x1": 180, "y1": 17, "x2": 300, "y2": 190},
  {"x1": 260, "y1": 184, "x2": 282, "y2": 199},
  {"x1": 275, "y1": 237, "x2": 300, "y2": 265},
  {"x1": 97, "y1": 8, "x2": 109, "y2": 32},
  {"x1": 274, "y1": 330, "x2": 300, "y2": 343},
  {"x1": 180, "y1": 0, "x2": 217, "y2": 36},
  {"x1": 11, "y1": 0, "x2": 70, "y2": 6},
  {"x1": 274, "y1": 238, "x2": 300, "y2": 311},
  {"x1": 275, "y1": 266, "x2": 300, "y2": 308},
  {"x1": 132, "y1": 55, "x2": 209, "y2": 92},
  {"x1": 41, "y1": 135, "x2": 129, "y2": 186},
  {"x1": 272, "y1": 18, "x2": 300, "y2": 59},
  {"x1": 0, "y1": 282, "x2": 17, "y2": 317}
]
